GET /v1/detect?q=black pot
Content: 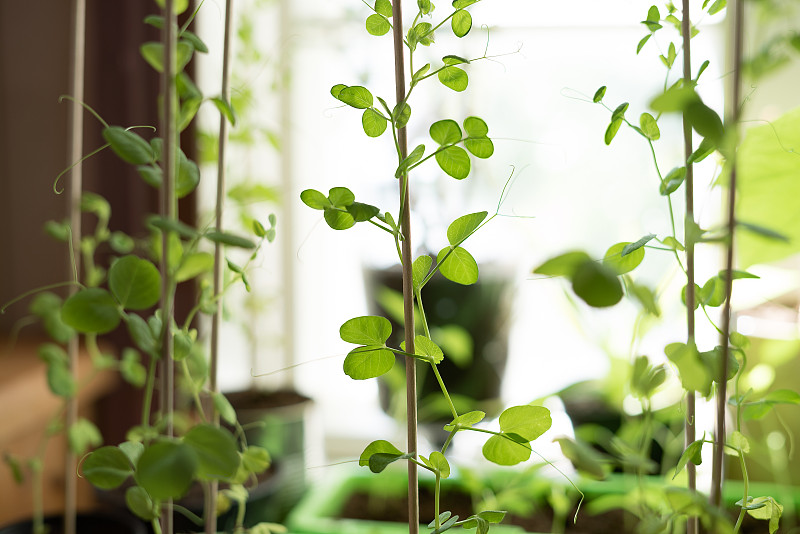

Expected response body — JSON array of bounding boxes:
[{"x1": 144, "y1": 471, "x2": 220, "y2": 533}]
[{"x1": 0, "y1": 512, "x2": 147, "y2": 534}]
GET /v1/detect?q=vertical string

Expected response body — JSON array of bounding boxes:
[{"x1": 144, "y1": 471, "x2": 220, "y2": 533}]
[
  {"x1": 207, "y1": 0, "x2": 235, "y2": 530},
  {"x1": 680, "y1": 2, "x2": 698, "y2": 533},
  {"x1": 65, "y1": 1, "x2": 86, "y2": 533},
  {"x1": 390, "y1": 1, "x2": 419, "y2": 533}
]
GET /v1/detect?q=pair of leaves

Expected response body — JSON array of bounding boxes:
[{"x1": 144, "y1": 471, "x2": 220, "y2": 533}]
[
  {"x1": 435, "y1": 211, "x2": 487, "y2": 285},
  {"x1": 535, "y1": 251, "x2": 623, "y2": 308},
  {"x1": 430, "y1": 117, "x2": 494, "y2": 180},
  {"x1": 300, "y1": 187, "x2": 380, "y2": 230},
  {"x1": 340, "y1": 316, "x2": 395, "y2": 380}
]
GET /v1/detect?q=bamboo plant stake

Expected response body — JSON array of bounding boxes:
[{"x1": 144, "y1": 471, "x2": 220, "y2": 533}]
[
  {"x1": 710, "y1": 0, "x2": 744, "y2": 509},
  {"x1": 390, "y1": 1, "x2": 420, "y2": 532},
  {"x1": 160, "y1": 0, "x2": 178, "y2": 532},
  {"x1": 207, "y1": 0, "x2": 235, "y2": 531},
  {"x1": 680, "y1": 2, "x2": 698, "y2": 534},
  {"x1": 64, "y1": 2, "x2": 86, "y2": 534}
]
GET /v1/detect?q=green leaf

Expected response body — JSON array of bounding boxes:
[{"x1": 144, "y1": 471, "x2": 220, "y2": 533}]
[
  {"x1": 643, "y1": 5, "x2": 662, "y2": 31},
  {"x1": 688, "y1": 138, "x2": 716, "y2": 164},
  {"x1": 44, "y1": 358, "x2": 76, "y2": 397},
  {"x1": 412, "y1": 255, "x2": 433, "y2": 290},
  {"x1": 375, "y1": 0, "x2": 393, "y2": 17},
  {"x1": 699, "y1": 275, "x2": 726, "y2": 307},
  {"x1": 665, "y1": 342, "x2": 711, "y2": 396},
  {"x1": 324, "y1": 208, "x2": 355, "y2": 230},
  {"x1": 241, "y1": 446, "x2": 271, "y2": 474},
  {"x1": 453, "y1": 0, "x2": 480, "y2": 7},
  {"x1": 499, "y1": 405, "x2": 552, "y2": 441},
  {"x1": 673, "y1": 439, "x2": 704, "y2": 479},
  {"x1": 592, "y1": 86, "x2": 607, "y2": 103},
  {"x1": 555, "y1": 437, "x2": 610, "y2": 479},
  {"x1": 660, "y1": 166, "x2": 687, "y2": 195},
  {"x1": 396, "y1": 144, "x2": 425, "y2": 177},
  {"x1": 127, "y1": 314, "x2": 158, "y2": 355},
  {"x1": 338, "y1": 86, "x2": 374, "y2": 109},
  {"x1": 611, "y1": 102, "x2": 629, "y2": 121},
  {"x1": 412, "y1": 335, "x2": 444, "y2": 364},
  {"x1": 109, "y1": 255, "x2": 162, "y2": 310},
  {"x1": 120, "y1": 349, "x2": 147, "y2": 387},
  {"x1": 447, "y1": 211, "x2": 487, "y2": 246},
  {"x1": 103, "y1": 127, "x2": 155, "y2": 165},
  {"x1": 571, "y1": 260, "x2": 623, "y2": 308},
  {"x1": 62, "y1": 288, "x2": 121, "y2": 334},
  {"x1": 639, "y1": 113, "x2": 660, "y2": 140},
  {"x1": 204, "y1": 231, "x2": 257, "y2": 249},
  {"x1": 629, "y1": 282, "x2": 661, "y2": 316},
  {"x1": 362, "y1": 108, "x2": 388, "y2": 137},
  {"x1": 604, "y1": 118, "x2": 622, "y2": 145},
  {"x1": 435, "y1": 145, "x2": 471, "y2": 179},
  {"x1": 707, "y1": 0, "x2": 727, "y2": 16},
  {"x1": 393, "y1": 102, "x2": 412, "y2": 129},
  {"x1": 366, "y1": 14, "x2": 391, "y2": 36},
  {"x1": 300, "y1": 189, "x2": 330, "y2": 210},
  {"x1": 603, "y1": 242, "x2": 645, "y2": 275},
  {"x1": 438, "y1": 66, "x2": 468, "y2": 92},
  {"x1": 330, "y1": 84, "x2": 346, "y2": 100},
  {"x1": 30, "y1": 293, "x2": 75, "y2": 344},
  {"x1": 135, "y1": 441, "x2": 198, "y2": 500},
  {"x1": 340, "y1": 316, "x2": 391, "y2": 345},
  {"x1": 178, "y1": 97, "x2": 202, "y2": 131},
  {"x1": 534, "y1": 251, "x2": 591, "y2": 277},
  {"x1": 68, "y1": 418, "x2": 102, "y2": 456},
  {"x1": 637, "y1": 34, "x2": 652, "y2": 54},
  {"x1": 463, "y1": 116, "x2": 489, "y2": 137},
  {"x1": 428, "y1": 451, "x2": 450, "y2": 478},
  {"x1": 738, "y1": 221, "x2": 789, "y2": 243},
  {"x1": 437, "y1": 246, "x2": 479, "y2": 285},
  {"x1": 154, "y1": 0, "x2": 189, "y2": 14},
  {"x1": 430, "y1": 119, "x2": 462, "y2": 145},
  {"x1": 465, "y1": 137, "x2": 494, "y2": 159},
  {"x1": 452, "y1": 9, "x2": 472, "y2": 38},
  {"x1": 412, "y1": 64, "x2": 431, "y2": 83},
  {"x1": 346, "y1": 202, "x2": 380, "y2": 222},
  {"x1": 483, "y1": 434, "x2": 531, "y2": 466},
  {"x1": 176, "y1": 252, "x2": 214, "y2": 283},
  {"x1": 442, "y1": 55, "x2": 470, "y2": 66},
  {"x1": 183, "y1": 424, "x2": 240, "y2": 481},
  {"x1": 650, "y1": 86, "x2": 700, "y2": 112},
  {"x1": 443, "y1": 410, "x2": 486, "y2": 431},
  {"x1": 83, "y1": 446, "x2": 133, "y2": 490},
  {"x1": 359, "y1": 440, "x2": 403, "y2": 468},
  {"x1": 213, "y1": 393, "x2": 237, "y2": 425},
  {"x1": 686, "y1": 101, "x2": 724, "y2": 145},
  {"x1": 344, "y1": 346, "x2": 395, "y2": 379},
  {"x1": 147, "y1": 214, "x2": 198, "y2": 239},
  {"x1": 745, "y1": 496, "x2": 782, "y2": 534},
  {"x1": 180, "y1": 30, "x2": 208, "y2": 54},
  {"x1": 211, "y1": 96, "x2": 237, "y2": 126},
  {"x1": 125, "y1": 486, "x2": 158, "y2": 521}
]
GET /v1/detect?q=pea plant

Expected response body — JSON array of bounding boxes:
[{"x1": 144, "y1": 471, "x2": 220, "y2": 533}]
[
  {"x1": 535, "y1": 1, "x2": 798, "y2": 533},
  {"x1": 4, "y1": 2, "x2": 282, "y2": 534},
  {"x1": 301, "y1": 1, "x2": 553, "y2": 533}
]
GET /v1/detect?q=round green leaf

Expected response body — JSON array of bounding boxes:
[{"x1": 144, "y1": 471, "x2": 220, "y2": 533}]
[
  {"x1": 436, "y1": 246, "x2": 479, "y2": 285},
  {"x1": 451, "y1": 9, "x2": 472, "y2": 38},
  {"x1": 328, "y1": 187, "x2": 355, "y2": 207},
  {"x1": 359, "y1": 440, "x2": 403, "y2": 468},
  {"x1": 340, "y1": 315, "x2": 392, "y2": 345},
  {"x1": 176, "y1": 252, "x2": 214, "y2": 283},
  {"x1": 438, "y1": 66, "x2": 468, "y2": 92},
  {"x1": 83, "y1": 446, "x2": 133, "y2": 490},
  {"x1": 46, "y1": 360, "x2": 76, "y2": 397},
  {"x1": 103, "y1": 127, "x2": 155, "y2": 165},
  {"x1": 429, "y1": 451, "x2": 451, "y2": 478},
  {"x1": 177, "y1": 150, "x2": 200, "y2": 198},
  {"x1": 61, "y1": 288, "x2": 121, "y2": 334},
  {"x1": 444, "y1": 410, "x2": 486, "y2": 431},
  {"x1": 183, "y1": 424, "x2": 240, "y2": 481},
  {"x1": 375, "y1": 0, "x2": 393, "y2": 17},
  {"x1": 323, "y1": 208, "x2": 356, "y2": 230},
  {"x1": 362, "y1": 108, "x2": 388, "y2": 137},
  {"x1": 660, "y1": 166, "x2": 687, "y2": 195},
  {"x1": 343, "y1": 346, "x2": 395, "y2": 380},
  {"x1": 533, "y1": 251, "x2": 592, "y2": 277},
  {"x1": 571, "y1": 260, "x2": 623, "y2": 308},
  {"x1": 68, "y1": 418, "x2": 102, "y2": 455},
  {"x1": 686, "y1": 101, "x2": 723, "y2": 145},
  {"x1": 300, "y1": 189, "x2": 330, "y2": 210},
  {"x1": 447, "y1": 211, "x2": 487, "y2": 246},
  {"x1": 482, "y1": 434, "x2": 532, "y2": 466},
  {"x1": 464, "y1": 116, "x2": 489, "y2": 137},
  {"x1": 498, "y1": 405, "x2": 552, "y2": 441},
  {"x1": 413, "y1": 335, "x2": 444, "y2": 364},
  {"x1": 125, "y1": 486, "x2": 158, "y2": 521},
  {"x1": 135, "y1": 441, "x2": 198, "y2": 500},
  {"x1": 109, "y1": 255, "x2": 162, "y2": 310},
  {"x1": 338, "y1": 86, "x2": 374, "y2": 109},
  {"x1": 412, "y1": 255, "x2": 433, "y2": 290},
  {"x1": 429, "y1": 119, "x2": 462, "y2": 145},
  {"x1": 639, "y1": 112, "x2": 660, "y2": 140},
  {"x1": 347, "y1": 202, "x2": 380, "y2": 222},
  {"x1": 465, "y1": 137, "x2": 494, "y2": 159},
  {"x1": 603, "y1": 242, "x2": 645, "y2": 275},
  {"x1": 435, "y1": 145, "x2": 471, "y2": 179},
  {"x1": 241, "y1": 446, "x2": 271, "y2": 474},
  {"x1": 366, "y1": 14, "x2": 391, "y2": 36}
]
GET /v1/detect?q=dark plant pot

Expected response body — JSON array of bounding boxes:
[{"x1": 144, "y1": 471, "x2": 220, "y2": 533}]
[
  {"x1": 0, "y1": 512, "x2": 147, "y2": 534},
  {"x1": 366, "y1": 264, "x2": 511, "y2": 428},
  {"x1": 286, "y1": 467, "x2": 536, "y2": 534},
  {"x1": 223, "y1": 388, "x2": 314, "y2": 524}
]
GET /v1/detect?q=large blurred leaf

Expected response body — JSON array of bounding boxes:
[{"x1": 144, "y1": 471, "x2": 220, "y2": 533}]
[{"x1": 735, "y1": 107, "x2": 800, "y2": 267}]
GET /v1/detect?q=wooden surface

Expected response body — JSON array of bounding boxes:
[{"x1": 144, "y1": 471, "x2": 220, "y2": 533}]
[{"x1": 0, "y1": 338, "x2": 118, "y2": 525}]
